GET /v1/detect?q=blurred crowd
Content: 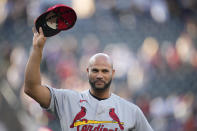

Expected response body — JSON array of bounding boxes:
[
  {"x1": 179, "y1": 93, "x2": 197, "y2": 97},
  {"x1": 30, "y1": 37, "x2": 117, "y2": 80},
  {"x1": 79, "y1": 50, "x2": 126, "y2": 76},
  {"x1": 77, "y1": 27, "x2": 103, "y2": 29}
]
[{"x1": 0, "y1": 0, "x2": 197, "y2": 131}]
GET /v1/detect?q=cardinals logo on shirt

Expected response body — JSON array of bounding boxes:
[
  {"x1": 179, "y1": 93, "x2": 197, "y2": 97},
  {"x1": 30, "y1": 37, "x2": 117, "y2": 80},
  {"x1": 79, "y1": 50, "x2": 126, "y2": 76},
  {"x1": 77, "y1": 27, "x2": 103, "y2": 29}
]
[
  {"x1": 70, "y1": 107, "x2": 124, "y2": 131},
  {"x1": 70, "y1": 106, "x2": 87, "y2": 128},
  {"x1": 109, "y1": 108, "x2": 124, "y2": 130}
]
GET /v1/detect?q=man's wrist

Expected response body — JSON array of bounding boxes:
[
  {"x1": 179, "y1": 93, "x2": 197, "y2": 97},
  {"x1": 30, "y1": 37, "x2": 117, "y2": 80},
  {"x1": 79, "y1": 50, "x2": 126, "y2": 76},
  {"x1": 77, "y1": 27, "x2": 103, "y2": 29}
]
[{"x1": 33, "y1": 45, "x2": 44, "y2": 51}]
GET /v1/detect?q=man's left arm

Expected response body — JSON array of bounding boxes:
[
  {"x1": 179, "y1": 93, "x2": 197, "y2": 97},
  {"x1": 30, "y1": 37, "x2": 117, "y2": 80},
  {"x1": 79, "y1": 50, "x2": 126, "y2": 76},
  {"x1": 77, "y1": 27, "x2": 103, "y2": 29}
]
[{"x1": 135, "y1": 107, "x2": 153, "y2": 131}]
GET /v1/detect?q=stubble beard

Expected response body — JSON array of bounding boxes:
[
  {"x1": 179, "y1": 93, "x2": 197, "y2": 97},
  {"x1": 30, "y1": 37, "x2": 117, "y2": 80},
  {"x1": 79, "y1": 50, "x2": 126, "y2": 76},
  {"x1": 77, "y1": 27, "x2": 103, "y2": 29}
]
[{"x1": 89, "y1": 79, "x2": 112, "y2": 92}]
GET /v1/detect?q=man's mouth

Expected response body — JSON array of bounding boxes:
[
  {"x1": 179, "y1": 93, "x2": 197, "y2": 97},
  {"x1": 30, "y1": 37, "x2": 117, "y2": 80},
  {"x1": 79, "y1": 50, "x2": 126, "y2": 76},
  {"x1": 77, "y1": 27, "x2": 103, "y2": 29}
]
[{"x1": 95, "y1": 80, "x2": 105, "y2": 85}]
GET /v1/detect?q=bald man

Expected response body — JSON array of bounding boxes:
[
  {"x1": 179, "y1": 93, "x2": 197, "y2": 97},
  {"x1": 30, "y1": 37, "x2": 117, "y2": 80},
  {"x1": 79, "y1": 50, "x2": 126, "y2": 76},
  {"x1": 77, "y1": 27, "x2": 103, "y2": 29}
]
[{"x1": 24, "y1": 27, "x2": 153, "y2": 131}]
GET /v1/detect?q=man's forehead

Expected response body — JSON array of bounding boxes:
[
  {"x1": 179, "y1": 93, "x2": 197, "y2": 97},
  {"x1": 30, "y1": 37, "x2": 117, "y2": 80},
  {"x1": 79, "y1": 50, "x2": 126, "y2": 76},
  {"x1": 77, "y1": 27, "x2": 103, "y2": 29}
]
[
  {"x1": 88, "y1": 53, "x2": 113, "y2": 68},
  {"x1": 89, "y1": 64, "x2": 111, "y2": 69}
]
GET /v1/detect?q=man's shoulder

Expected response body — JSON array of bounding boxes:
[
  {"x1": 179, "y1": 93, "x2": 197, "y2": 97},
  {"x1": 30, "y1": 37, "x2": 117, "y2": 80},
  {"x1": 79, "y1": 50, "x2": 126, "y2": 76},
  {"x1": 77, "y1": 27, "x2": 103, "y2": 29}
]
[
  {"x1": 111, "y1": 93, "x2": 138, "y2": 110},
  {"x1": 46, "y1": 85, "x2": 83, "y2": 97}
]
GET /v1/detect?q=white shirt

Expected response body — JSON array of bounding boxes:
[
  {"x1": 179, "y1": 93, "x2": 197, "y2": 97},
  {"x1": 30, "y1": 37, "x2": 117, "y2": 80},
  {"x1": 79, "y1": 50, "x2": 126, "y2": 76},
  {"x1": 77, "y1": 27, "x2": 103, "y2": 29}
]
[{"x1": 46, "y1": 86, "x2": 153, "y2": 131}]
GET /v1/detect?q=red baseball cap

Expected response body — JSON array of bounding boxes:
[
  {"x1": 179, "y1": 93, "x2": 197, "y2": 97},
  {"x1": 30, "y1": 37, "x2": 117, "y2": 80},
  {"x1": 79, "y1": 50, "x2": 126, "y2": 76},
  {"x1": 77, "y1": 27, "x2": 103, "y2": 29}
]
[{"x1": 35, "y1": 4, "x2": 77, "y2": 37}]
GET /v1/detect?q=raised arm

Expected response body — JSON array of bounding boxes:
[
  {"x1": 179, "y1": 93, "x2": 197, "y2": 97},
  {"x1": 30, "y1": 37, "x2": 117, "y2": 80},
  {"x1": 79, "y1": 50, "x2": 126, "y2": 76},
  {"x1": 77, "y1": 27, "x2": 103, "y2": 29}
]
[{"x1": 24, "y1": 27, "x2": 51, "y2": 108}]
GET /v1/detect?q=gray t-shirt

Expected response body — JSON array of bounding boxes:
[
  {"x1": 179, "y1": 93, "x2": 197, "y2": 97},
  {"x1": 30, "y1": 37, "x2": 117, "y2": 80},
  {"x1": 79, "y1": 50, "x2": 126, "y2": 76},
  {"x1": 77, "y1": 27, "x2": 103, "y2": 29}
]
[{"x1": 46, "y1": 86, "x2": 153, "y2": 131}]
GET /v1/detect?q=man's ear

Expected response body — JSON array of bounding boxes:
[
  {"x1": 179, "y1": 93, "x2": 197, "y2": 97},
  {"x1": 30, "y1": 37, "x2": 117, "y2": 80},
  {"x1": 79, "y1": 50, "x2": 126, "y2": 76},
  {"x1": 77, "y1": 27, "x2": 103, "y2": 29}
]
[
  {"x1": 87, "y1": 68, "x2": 89, "y2": 73},
  {"x1": 112, "y1": 69, "x2": 115, "y2": 78}
]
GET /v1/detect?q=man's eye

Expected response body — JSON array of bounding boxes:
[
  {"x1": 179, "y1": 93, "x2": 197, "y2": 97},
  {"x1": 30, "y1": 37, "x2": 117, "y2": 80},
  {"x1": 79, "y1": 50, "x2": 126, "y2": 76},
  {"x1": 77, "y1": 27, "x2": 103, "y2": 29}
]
[
  {"x1": 102, "y1": 69, "x2": 109, "y2": 73},
  {"x1": 92, "y1": 69, "x2": 98, "y2": 72}
]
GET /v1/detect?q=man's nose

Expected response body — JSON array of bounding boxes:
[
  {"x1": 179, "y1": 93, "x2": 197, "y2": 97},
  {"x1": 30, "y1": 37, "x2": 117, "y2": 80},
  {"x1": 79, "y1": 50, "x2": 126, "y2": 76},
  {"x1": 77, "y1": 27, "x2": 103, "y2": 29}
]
[{"x1": 96, "y1": 72, "x2": 104, "y2": 79}]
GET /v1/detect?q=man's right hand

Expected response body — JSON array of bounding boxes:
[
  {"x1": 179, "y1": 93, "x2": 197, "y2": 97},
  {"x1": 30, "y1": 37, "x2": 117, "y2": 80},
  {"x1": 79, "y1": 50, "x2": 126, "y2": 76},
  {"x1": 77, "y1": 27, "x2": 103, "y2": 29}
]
[{"x1": 32, "y1": 27, "x2": 46, "y2": 49}]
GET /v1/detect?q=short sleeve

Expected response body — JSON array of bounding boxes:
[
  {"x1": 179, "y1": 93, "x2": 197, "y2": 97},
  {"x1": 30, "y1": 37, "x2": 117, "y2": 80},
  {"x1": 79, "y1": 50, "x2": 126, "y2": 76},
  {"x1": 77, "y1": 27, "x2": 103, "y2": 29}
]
[
  {"x1": 135, "y1": 106, "x2": 153, "y2": 131},
  {"x1": 44, "y1": 85, "x2": 56, "y2": 112},
  {"x1": 43, "y1": 85, "x2": 81, "y2": 120},
  {"x1": 43, "y1": 85, "x2": 67, "y2": 120}
]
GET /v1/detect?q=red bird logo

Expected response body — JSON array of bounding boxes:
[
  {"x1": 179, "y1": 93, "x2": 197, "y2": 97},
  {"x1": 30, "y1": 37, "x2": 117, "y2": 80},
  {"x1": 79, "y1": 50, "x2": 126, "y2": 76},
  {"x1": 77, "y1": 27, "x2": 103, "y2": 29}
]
[
  {"x1": 109, "y1": 108, "x2": 124, "y2": 130},
  {"x1": 70, "y1": 106, "x2": 87, "y2": 128}
]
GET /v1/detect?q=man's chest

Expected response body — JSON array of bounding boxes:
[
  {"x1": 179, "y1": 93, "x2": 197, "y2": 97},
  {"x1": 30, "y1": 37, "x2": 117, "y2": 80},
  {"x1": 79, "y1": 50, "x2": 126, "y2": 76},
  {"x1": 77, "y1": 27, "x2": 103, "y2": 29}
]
[{"x1": 60, "y1": 100, "x2": 136, "y2": 131}]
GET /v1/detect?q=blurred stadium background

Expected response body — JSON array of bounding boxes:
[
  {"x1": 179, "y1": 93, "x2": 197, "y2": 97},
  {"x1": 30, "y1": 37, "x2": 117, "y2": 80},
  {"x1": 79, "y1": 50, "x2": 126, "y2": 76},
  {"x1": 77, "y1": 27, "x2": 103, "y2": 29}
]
[{"x1": 0, "y1": 0, "x2": 197, "y2": 131}]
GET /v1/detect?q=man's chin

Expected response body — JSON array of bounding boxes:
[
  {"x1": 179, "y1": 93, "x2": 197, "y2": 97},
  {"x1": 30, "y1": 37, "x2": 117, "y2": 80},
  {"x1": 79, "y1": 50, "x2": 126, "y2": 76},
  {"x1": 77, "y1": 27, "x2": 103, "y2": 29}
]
[
  {"x1": 91, "y1": 84, "x2": 111, "y2": 92},
  {"x1": 89, "y1": 79, "x2": 112, "y2": 92},
  {"x1": 93, "y1": 86, "x2": 105, "y2": 91}
]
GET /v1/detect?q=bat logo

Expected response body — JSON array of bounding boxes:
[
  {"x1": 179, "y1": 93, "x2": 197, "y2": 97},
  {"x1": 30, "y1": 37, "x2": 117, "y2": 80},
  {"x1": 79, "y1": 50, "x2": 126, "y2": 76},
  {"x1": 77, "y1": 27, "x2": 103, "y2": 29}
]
[{"x1": 70, "y1": 107, "x2": 125, "y2": 130}]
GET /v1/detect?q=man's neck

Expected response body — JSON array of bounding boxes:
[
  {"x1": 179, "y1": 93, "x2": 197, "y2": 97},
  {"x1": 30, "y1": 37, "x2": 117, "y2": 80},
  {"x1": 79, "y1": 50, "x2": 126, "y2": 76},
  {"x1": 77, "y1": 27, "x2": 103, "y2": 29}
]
[{"x1": 90, "y1": 88, "x2": 111, "y2": 100}]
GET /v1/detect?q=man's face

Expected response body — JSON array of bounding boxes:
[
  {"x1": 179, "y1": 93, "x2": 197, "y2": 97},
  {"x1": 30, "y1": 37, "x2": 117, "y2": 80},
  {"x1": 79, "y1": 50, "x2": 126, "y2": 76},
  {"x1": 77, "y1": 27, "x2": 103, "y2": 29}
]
[{"x1": 87, "y1": 59, "x2": 115, "y2": 91}]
